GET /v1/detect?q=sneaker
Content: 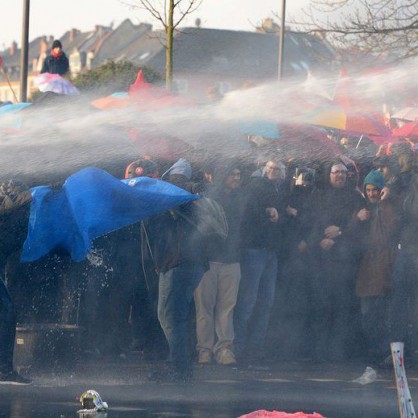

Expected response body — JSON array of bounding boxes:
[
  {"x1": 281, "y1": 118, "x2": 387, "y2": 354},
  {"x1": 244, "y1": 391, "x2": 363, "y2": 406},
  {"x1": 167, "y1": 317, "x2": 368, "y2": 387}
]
[
  {"x1": 352, "y1": 366, "x2": 377, "y2": 385},
  {"x1": 198, "y1": 351, "x2": 212, "y2": 365},
  {"x1": 0, "y1": 371, "x2": 33, "y2": 385},
  {"x1": 216, "y1": 348, "x2": 236, "y2": 366}
]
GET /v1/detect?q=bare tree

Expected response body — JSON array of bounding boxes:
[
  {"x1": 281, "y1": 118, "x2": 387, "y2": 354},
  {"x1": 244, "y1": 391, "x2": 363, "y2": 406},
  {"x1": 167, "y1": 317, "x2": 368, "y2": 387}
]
[
  {"x1": 291, "y1": 0, "x2": 418, "y2": 62},
  {"x1": 122, "y1": 0, "x2": 202, "y2": 90}
]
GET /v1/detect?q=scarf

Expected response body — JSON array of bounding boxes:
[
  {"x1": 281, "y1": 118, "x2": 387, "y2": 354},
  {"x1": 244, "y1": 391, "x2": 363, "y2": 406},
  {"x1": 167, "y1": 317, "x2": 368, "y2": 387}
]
[{"x1": 51, "y1": 49, "x2": 63, "y2": 58}]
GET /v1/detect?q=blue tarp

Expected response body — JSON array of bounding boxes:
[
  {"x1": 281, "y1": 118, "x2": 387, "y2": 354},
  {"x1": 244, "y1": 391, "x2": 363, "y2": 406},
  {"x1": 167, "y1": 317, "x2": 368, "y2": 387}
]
[{"x1": 21, "y1": 167, "x2": 200, "y2": 262}]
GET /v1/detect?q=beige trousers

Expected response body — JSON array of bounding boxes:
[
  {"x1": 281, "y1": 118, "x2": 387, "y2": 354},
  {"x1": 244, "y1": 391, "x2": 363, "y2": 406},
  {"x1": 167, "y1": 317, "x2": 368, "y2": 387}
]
[{"x1": 194, "y1": 262, "x2": 241, "y2": 355}]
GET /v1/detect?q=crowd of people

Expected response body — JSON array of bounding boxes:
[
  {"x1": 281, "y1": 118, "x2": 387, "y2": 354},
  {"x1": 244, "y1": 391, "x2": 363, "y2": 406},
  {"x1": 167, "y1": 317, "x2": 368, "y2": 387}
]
[{"x1": 0, "y1": 129, "x2": 418, "y2": 385}]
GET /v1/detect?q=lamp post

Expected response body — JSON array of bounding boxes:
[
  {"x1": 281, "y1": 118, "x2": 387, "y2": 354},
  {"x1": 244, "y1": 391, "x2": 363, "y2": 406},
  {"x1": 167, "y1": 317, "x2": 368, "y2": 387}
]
[
  {"x1": 278, "y1": 0, "x2": 286, "y2": 80},
  {"x1": 20, "y1": 0, "x2": 30, "y2": 102}
]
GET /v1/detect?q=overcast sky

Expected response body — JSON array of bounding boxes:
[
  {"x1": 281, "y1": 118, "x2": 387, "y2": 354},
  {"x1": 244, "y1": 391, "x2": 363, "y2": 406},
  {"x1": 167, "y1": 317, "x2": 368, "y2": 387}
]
[{"x1": 0, "y1": 0, "x2": 313, "y2": 49}]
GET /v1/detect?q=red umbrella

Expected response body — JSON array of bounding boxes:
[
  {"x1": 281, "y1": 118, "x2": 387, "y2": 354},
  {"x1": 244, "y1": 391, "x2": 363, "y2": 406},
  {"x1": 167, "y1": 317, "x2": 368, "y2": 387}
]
[
  {"x1": 129, "y1": 70, "x2": 196, "y2": 110},
  {"x1": 392, "y1": 121, "x2": 418, "y2": 141},
  {"x1": 91, "y1": 70, "x2": 196, "y2": 111},
  {"x1": 252, "y1": 123, "x2": 340, "y2": 162}
]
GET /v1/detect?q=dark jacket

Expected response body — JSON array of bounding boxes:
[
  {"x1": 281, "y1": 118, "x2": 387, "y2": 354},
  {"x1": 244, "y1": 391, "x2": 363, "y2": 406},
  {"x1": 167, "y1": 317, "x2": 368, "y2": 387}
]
[
  {"x1": 150, "y1": 174, "x2": 207, "y2": 273},
  {"x1": 205, "y1": 185, "x2": 242, "y2": 264},
  {"x1": 309, "y1": 186, "x2": 365, "y2": 262},
  {"x1": 399, "y1": 172, "x2": 418, "y2": 255},
  {"x1": 240, "y1": 171, "x2": 284, "y2": 251},
  {"x1": 41, "y1": 52, "x2": 69, "y2": 75},
  {"x1": 0, "y1": 180, "x2": 31, "y2": 266},
  {"x1": 282, "y1": 185, "x2": 316, "y2": 256},
  {"x1": 151, "y1": 202, "x2": 208, "y2": 273}
]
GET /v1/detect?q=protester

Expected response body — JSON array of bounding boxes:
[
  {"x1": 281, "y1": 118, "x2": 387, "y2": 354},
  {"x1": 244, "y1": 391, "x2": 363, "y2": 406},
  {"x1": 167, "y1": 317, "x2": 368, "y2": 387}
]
[
  {"x1": 308, "y1": 161, "x2": 365, "y2": 362},
  {"x1": 194, "y1": 160, "x2": 242, "y2": 366},
  {"x1": 41, "y1": 39, "x2": 70, "y2": 76},
  {"x1": 0, "y1": 180, "x2": 32, "y2": 385},
  {"x1": 104, "y1": 158, "x2": 163, "y2": 358},
  {"x1": 150, "y1": 159, "x2": 208, "y2": 381},
  {"x1": 385, "y1": 145, "x2": 418, "y2": 362},
  {"x1": 234, "y1": 157, "x2": 285, "y2": 367},
  {"x1": 355, "y1": 170, "x2": 401, "y2": 363},
  {"x1": 270, "y1": 165, "x2": 317, "y2": 360}
]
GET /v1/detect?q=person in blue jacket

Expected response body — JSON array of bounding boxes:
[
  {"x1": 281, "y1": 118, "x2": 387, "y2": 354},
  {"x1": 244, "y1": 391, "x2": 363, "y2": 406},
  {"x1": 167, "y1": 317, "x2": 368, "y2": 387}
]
[{"x1": 41, "y1": 40, "x2": 69, "y2": 76}]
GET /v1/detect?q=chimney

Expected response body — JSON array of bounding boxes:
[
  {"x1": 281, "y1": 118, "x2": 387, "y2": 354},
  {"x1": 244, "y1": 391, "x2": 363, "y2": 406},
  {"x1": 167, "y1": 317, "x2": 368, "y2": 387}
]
[
  {"x1": 69, "y1": 28, "x2": 79, "y2": 42},
  {"x1": 9, "y1": 41, "x2": 17, "y2": 56},
  {"x1": 95, "y1": 25, "x2": 103, "y2": 36}
]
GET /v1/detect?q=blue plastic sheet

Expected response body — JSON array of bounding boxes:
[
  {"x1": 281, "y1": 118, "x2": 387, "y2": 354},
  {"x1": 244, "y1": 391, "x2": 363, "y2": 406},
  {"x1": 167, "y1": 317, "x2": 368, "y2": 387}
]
[{"x1": 21, "y1": 167, "x2": 200, "y2": 262}]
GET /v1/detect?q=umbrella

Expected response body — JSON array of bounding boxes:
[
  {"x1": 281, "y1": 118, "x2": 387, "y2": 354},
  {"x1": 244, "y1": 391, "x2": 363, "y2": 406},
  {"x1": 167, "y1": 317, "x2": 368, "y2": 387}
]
[
  {"x1": 0, "y1": 102, "x2": 31, "y2": 116},
  {"x1": 91, "y1": 92, "x2": 130, "y2": 110},
  {"x1": 244, "y1": 122, "x2": 340, "y2": 162},
  {"x1": 304, "y1": 108, "x2": 392, "y2": 138},
  {"x1": 35, "y1": 73, "x2": 80, "y2": 96},
  {"x1": 240, "y1": 120, "x2": 281, "y2": 139},
  {"x1": 0, "y1": 102, "x2": 32, "y2": 131},
  {"x1": 91, "y1": 70, "x2": 196, "y2": 111},
  {"x1": 393, "y1": 122, "x2": 418, "y2": 140},
  {"x1": 391, "y1": 107, "x2": 418, "y2": 122}
]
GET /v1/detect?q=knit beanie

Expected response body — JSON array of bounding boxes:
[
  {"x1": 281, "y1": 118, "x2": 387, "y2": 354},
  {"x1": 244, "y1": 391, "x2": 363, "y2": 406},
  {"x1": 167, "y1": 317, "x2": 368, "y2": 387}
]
[
  {"x1": 52, "y1": 40, "x2": 62, "y2": 49},
  {"x1": 363, "y1": 169, "x2": 385, "y2": 190}
]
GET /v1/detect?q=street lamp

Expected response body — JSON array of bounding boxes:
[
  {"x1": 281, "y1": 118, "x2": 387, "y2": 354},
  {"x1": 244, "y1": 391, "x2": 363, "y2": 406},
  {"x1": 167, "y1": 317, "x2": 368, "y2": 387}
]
[
  {"x1": 278, "y1": 0, "x2": 286, "y2": 80},
  {"x1": 20, "y1": 0, "x2": 30, "y2": 102}
]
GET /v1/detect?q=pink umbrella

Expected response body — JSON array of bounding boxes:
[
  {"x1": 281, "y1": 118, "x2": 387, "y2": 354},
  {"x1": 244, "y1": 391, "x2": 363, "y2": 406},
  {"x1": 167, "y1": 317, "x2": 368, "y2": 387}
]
[
  {"x1": 35, "y1": 73, "x2": 79, "y2": 96},
  {"x1": 393, "y1": 121, "x2": 418, "y2": 141}
]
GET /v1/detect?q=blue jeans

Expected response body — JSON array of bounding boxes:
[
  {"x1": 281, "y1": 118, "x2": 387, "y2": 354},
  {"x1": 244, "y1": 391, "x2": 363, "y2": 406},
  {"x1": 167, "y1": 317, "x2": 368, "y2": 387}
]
[
  {"x1": 0, "y1": 278, "x2": 16, "y2": 375},
  {"x1": 158, "y1": 262, "x2": 205, "y2": 373},
  {"x1": 234, "y1": 248, "x2": 278, "y2": 360}
]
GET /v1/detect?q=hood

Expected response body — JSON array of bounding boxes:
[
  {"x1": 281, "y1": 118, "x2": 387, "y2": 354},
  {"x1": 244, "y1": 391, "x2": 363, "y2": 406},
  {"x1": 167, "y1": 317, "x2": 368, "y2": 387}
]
[{"x1": 161, "y1": 158, "x2": 192, "y2": 181}]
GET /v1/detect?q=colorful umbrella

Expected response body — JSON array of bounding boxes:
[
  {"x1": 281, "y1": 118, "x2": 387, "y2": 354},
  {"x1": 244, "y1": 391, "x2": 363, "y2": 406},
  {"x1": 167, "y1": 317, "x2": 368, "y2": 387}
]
[
  {"x1": 304, "y1": 107, "x2": 391, "y2": 138},
  {"x1": 35, "y1": 73, "x2": 79, "y2": 96}
]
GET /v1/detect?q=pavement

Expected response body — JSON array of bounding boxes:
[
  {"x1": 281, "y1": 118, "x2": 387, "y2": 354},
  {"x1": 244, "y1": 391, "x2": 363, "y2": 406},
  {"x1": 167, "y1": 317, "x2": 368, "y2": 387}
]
[{"x1": 0, "y1": 354, "x2": 415, "y2": 418}]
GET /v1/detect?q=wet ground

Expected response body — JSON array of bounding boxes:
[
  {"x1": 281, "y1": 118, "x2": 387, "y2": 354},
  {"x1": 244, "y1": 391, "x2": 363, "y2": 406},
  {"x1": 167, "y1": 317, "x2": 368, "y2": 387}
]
[{"x1": 0, "y1": 356, "x2": 414, "y2": 418}]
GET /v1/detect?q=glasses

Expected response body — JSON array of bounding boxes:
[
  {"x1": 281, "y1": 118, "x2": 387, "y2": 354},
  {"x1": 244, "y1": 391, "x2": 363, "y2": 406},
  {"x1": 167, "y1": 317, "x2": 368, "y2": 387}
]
[{"x1": 330, "y1": 170, "x2": 347, "y2": 175}]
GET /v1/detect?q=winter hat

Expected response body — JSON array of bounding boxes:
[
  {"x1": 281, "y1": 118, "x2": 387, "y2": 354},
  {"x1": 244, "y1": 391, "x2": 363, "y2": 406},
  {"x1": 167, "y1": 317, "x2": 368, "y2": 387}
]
[
  {"x1": 161, "y1": 158, "x2": 192, "y2": 180},
  {"x1": 124, "y1": 159, "x2": 158, "y2": 179},
  {"x1": 52, "y1": 40, "x2": 62, "y2": 49},
  {"x1": 363, "y1": 169, "x2": 385, "y2": 190}
]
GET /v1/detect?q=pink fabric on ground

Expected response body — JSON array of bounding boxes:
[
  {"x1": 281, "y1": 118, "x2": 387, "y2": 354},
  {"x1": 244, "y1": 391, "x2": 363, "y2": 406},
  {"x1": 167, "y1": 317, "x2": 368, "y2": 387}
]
[{"x1": 238, "y1": 410, "x2": 326, "y2": 418}]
